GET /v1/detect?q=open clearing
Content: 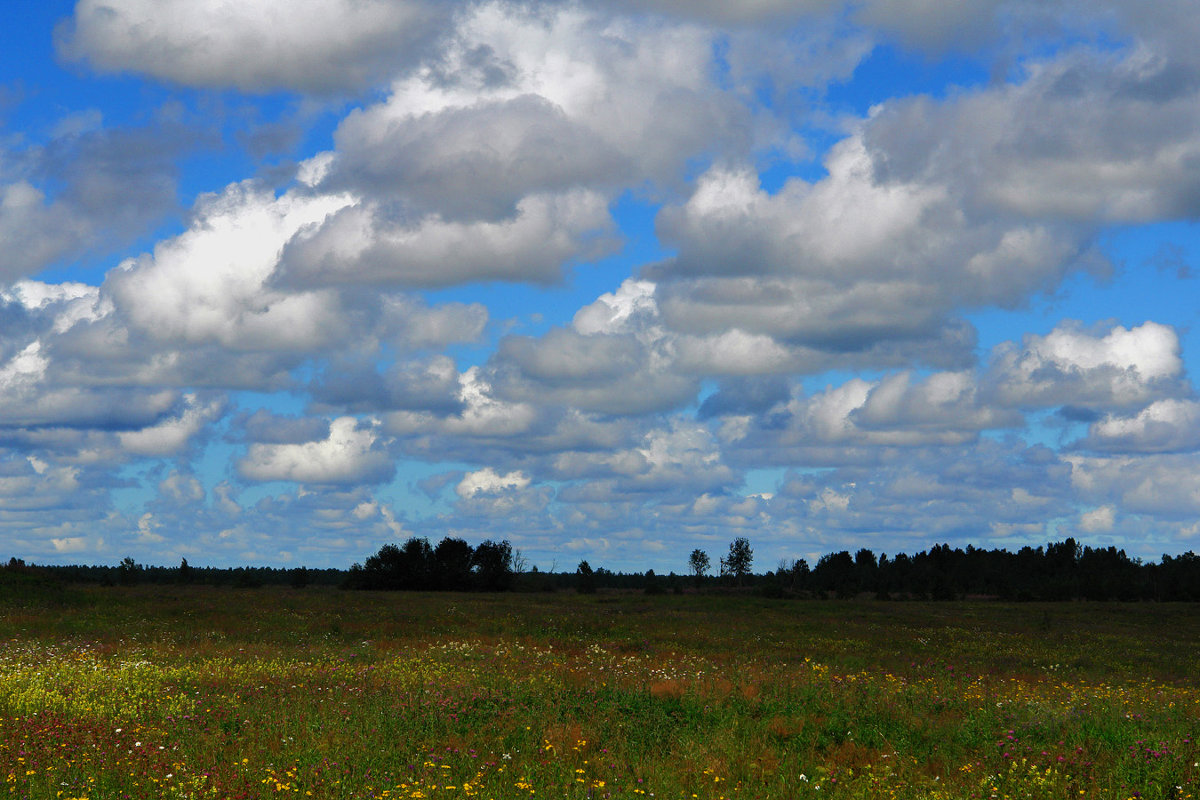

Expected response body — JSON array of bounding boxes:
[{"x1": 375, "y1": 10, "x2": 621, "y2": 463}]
[{"x1": 2, "y1": 588, "x2": 1197, "y2": 799}]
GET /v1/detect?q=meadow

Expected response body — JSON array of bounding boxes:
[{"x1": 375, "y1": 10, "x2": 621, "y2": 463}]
[{"x1": 0, "y1": 586, "x2": 1196, "y2": 800}]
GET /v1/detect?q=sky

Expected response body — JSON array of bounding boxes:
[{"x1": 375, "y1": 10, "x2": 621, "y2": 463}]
[{"x1": 2, "y1": 0, "x2": 1200, "y2": 573}]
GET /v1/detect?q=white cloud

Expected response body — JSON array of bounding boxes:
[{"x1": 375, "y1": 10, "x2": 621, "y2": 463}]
[
  {"x1": 490, "y1": 326, "x2": 698, "y2": 415},
  {"x1": 105, "y1": 181, "x2": 354, "y2": 350},
  {"x1": 1, "y1": 118, "x2": 194, "y2": 281},
  {"x1": 726, "y1": 369, "x2": 1016, "y2": 454},
  {"x1": 1079, "y1": 505, "x2": 1116, "y2": 533},
  {"x1": 456, "y1": 467, "x2": 531, "y2": 497},
  {"x1": 673, "y1": 330, "x2": 795, "y2": 375},
  {"x1": 853, "y1": 371, "x2": 1021, "y2": 434},
  {"x1": 134, "y1": 512, "x2": 165, "y2": 543},
  {"x1": 117, "y1": 394, "x2": 225, "y2": 456},
  {"x1": 160, "y1": 472, "x2": 205, "y2": 503},
  {"x1": 50, "y1": 536, "x2": 93, "y2": 554},
  {"x1": 552, "y1": 418, "x2": 736, "y2": 496},
  {"x1": 325, "y1": 3, "x2": 753, "y2": 216},
  {"x1": 1067, "y1": 453, "x2": 1200, "y2": 516},
  {"x1": 650, "y1": 149, "x2": 1086, "y2": 363},
  {"x1": 986, "y1": 321, "x2": 1184, "y2": 409},
  {"x1": 573, "y1": 279, "x2": 658, "y2": 335},
  {"x1": 0, "y1": 182, "x2": 87, "y2": 281},
  {"x1": 863, "y1": 46, "x2": 1200, "y2": 224},
  {"x1": 1080, "y1": 399, "x2": 1200, "y2": 453},
  {"x1": 279, "y1": 190, "x2": 614, "y2": 288},
  {"x1": 6, "y1": 0, "x2": 1200, "y2": 571},
  {"x1": 239, "y1": 416, "x2": 393, "y2": 485},
  {"x1": 59, "y1": 0, "x2": 443, "y2": 93}
]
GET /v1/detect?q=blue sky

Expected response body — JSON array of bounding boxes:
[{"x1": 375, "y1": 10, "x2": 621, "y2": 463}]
[{"x1": 2, "y1": 0, "x2": 1199, "y2": 572}]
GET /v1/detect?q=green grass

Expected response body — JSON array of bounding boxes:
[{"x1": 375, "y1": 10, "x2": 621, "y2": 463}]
[{"x1": 1, "y1": 587, "x2": 1197, "y2": 799}]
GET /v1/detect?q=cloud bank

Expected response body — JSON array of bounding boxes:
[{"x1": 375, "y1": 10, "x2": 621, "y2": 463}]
[{"x1": 1, "y1": 0, "x2": 1198, "y2": 569}]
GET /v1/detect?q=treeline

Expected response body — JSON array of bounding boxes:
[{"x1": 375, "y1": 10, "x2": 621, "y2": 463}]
[
  {"x1": 14, "y1": 557, "x2": 343, "y2": 589},
  {"x1": 565, "y1": 539, "x2": 1200, "y2": 601},
  {"x1": 784, "y1": 540, "x2": 1200, "y2": 601},
  {"x1": 6, "y1": 537, "x2": 1200, "y2": 601},
  {"x1": 343, "y1": 537, "x2": 516, "y2": 591}
]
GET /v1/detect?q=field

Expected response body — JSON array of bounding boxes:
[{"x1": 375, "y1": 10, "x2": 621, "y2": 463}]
[{"x1": 1, "y1": 587, "x2": 1197, "y2": 800}]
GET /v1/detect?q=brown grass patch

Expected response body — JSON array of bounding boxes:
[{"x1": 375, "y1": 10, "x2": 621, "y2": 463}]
[
  {"x1": 649, "y1": 679, "x2": 685, "y2": 699},
  {"x1": 766, "y1": 715, "x2": 802, "y2": 738},
  {"x1": 824, "y1": 741, "x2": 885, "y2": 770},
  {"x1": 542, "y1": 722, "x2": 587, "y2": 754}
]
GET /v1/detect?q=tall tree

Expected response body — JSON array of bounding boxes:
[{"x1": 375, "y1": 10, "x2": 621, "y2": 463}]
[
  {"x1": 472, "y1": 540, "x2": 514, "y2": 591},
  {"x1": 688, "y1": 549, "x2": 710, "y2": 580},
  {"x1": 725, "y1": 538, "x2": 753, "y2": 585},
  {"x1": 576, "y1": 560, "x2": 597, "y2": 594}
]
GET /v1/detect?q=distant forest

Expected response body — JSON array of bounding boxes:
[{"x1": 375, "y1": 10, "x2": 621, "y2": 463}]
[{"x1": 5, "y1": 536, "x2": 1200, "y2": 602}]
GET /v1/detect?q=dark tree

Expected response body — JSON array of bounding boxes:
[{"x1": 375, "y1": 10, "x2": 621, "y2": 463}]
[
  {"x1": 854, "y1": 548, "x2": 878, "y2": 594},
  {"x1": 576, "y1": 560, "x2": 597, "y2": 594},
  {"x1": 814, "y1": 550, "x2": 855, "y2": 597},
  {"x1": 688, "y1": 549, "x2": 710, "y2": 581},
  {"x1": 117, "y1": 556, "x2": 141, "y2": 586},
  {"x1": 435, "y1": 537, "x2": 474, "y2": 590},
  {"x1": 400, "y1": 537, "x2": 435, "y2": 589},
  {"x1": 725, "y1": 538, "x2": 753, "y2": 585},
  {"x1": 472, "y1": 540, "x2": 513, "y2": 591},
  {"x1": 289, "y1": 566, "x2": 310, "y2": 589}
]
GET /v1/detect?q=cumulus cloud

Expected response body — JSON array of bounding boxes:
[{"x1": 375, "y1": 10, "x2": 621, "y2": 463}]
[
  {"x1": 1, "y1": 122, "x2": 188, "y2": 281},
  {"x1": 8, "y1": 0, "x2": 1200, "y2": 570},
  {"x1": 649, "y1": 149, "x2": 1091, "y2": 361},
  {"x1": 572, "y1": 279, "x2": 659, "y2": 335},
  {"x1": 1079, "y1": 504, "x2": 1116, "y2": 533},
  {"x1": 239, "y1": 416, "x2": 394, "y2": 485},
  {"x1": 1077, "y1": 399, "x2": 1200, "y2": 453},
  {"x1": 0, "y1": 454, "x2": 120, "y2": 562},
  {"x1": 117, "y1": 394, "x2": 225, "y2": 456},
  {"x1": 985, "y1": 321, "x2": 1184, "y2": 410},
  {"x1": 278, "y1": 190, "x2": 615, "y2": 288},
  {"x1": 598, "y1": 0, "x2": 833, "y2": 25},
  {"x1": 863, "y1": 48, "x2": 1200, "y2": 224},
  {"x1": 104, "y1": 181, "x2": 355, "y2": 350},
  {"x1": 311, "y1": 355, "x2": 465, "y2": 415},
  {"x1": 456, "y1": 467, "x2": 530, "y2": 497},
  {"x1": 717, "y1": 368, "x2": 1020, "y2": 464},
  {"x1": 322, "y1": 3, "x2": 754, "y2": 216},
  {"x1": 1067, "y1": 453, "x2": 1200, "y2": 517},
  {"x1": 58, "y1": 0, "x2": 445, "y2": 93},
  {"x1": 553, "y1": 418, "x2": 737, "y2": 496},
  {"x1": 490, "y1": 327, "x2": 698, "y2": 415},
  {"x1": 381, "y1": 298, "x2": 488, "y2": 350},
  {"x1": 853, "y1": 371, "x2": 1021, "y2": 434}
]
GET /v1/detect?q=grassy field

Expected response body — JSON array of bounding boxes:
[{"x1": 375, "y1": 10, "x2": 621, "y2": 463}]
[{"x1": 0, "y1": 586, "x2": 1196, "y2": 800}]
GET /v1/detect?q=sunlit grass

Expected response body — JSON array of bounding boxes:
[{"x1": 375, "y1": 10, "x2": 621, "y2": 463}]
[{"x1": 1, "y1": 588, "x2": 1197, "y2": 798}]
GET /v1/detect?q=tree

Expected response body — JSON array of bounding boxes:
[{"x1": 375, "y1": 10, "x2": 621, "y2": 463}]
[
  {"x1": 434, "y1": 537, "x2": 474, "y2": 590},
  {"x1": 725, "y1": 538, "x2": 753, "y2": 585},
  {"x1": 688, "y1": 549, "x2": 710, "y2": 581},
  {"x1": 576, "y1": 560, "x2": 597, "y2": 594},
  {"x1": 472, "y1": 539, "x2": 514, "y2": 591},
  {"x1": 117, "y1": 556, "x2": 141, "y2": 586}
]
